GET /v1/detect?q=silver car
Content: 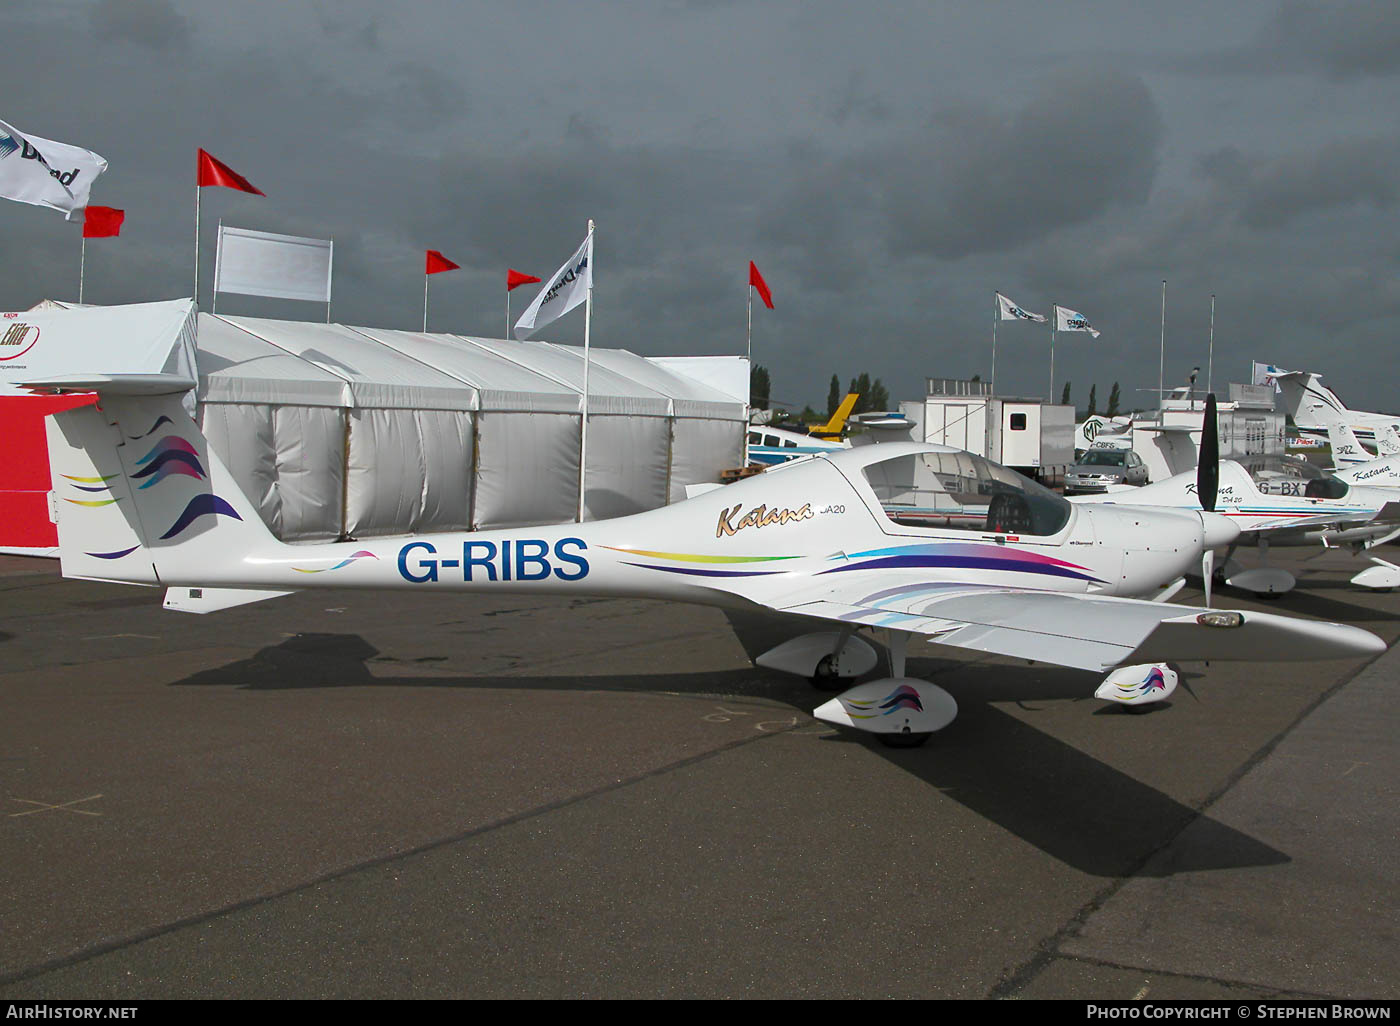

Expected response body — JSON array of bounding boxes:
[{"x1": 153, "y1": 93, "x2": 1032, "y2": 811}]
[{"x1": 1065, "y1": 448, "x2": 1149, "y2": 494}]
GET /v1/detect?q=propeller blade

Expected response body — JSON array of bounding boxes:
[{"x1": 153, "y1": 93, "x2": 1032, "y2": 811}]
[
  {"x1": 1198, "y1": 392, "x2": 1219, "y2": 512},
  {"x1": 1202, "y1": 548, "x2": 1215, "y2": 608}
]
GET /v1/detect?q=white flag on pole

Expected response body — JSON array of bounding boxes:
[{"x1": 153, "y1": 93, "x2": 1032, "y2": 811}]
[
  {"x1": 513, "y1": 230, "x2": 592, "y2": 339},
  {"x1": 1251, "y1": 360, "x2": 1285, "y2": 390},
  {"x1": 1055, "y1": 305, "x2": 1101, "y2": 338},
  {"x1": 997, "y1": 292, "x2": 1047, "y2": 322},
  {"x1": 214, "y1": 225, "x2": 334, "y2": 303},
  {"x1": 0, "y1": 119, "x2": 108, "y2": 217}
]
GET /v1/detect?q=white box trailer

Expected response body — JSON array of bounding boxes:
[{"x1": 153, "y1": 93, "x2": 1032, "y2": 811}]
[{"x1": 899, "y1": 396, "x2": 1075, "y2": 481}]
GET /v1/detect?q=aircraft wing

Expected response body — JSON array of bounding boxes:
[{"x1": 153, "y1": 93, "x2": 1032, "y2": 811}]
[
  {"x1": 766, "y1": 581, "x2": 1382, "y2": 671},
  {"x1": 1250, "y1": 500, "x2": 1400, "y2": 533}
]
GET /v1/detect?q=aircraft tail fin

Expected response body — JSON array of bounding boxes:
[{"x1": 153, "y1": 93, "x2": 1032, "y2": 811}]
[
  {"x1": 1375, "y1": 423, "x2": 1400, "y2": 457},
  {"x1": 37, "y1": 375, "x2": 282, "y2": 586},
  {"x1": 808, "y1": 392, "x2": 860, "y2": 439},
  {"x1": 1321, "y1": 416, "x2": 1371, "y2": 467}
]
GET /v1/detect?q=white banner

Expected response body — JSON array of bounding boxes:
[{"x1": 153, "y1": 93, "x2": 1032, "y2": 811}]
[
  {"x1": 997, "y1": 292, "x2": 1046, "y2": 322},
  {"x1": 1055, "y1": 305, "x2": 1101, "y2": 338},
  {"x1": 513, "y1": 230, "x2": 592, "y2": 339},
  {"x1": 215, "y1": 225, "x2": 333, "y2": 303},
  {"x1": 0, "y1": 119, "x2": 108, "y2": 217}
]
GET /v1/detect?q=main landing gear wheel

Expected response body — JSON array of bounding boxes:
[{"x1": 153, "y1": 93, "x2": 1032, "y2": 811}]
[
  {"x1": 809, "y1": 654, "x2": 847, "y2": 692},
  {"x1": 877, "y1": 730, "x2": 932, "y2": 748}
]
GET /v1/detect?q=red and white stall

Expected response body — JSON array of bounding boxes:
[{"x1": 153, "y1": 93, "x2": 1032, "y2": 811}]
[{"x1": 0, "y1": 299, "x2": 197, "y2": 555}]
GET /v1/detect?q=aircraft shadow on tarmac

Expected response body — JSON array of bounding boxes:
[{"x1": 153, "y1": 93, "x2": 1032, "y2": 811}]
[{"x1": 170, "y1": 622, "x2": 1289, "y2": 880}]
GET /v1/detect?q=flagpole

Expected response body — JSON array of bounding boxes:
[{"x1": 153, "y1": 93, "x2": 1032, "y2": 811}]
[
  {"x1": 79, "y1": 234, "x2": 86, "y2": 305},
  {"x1": 991, "y1": 292, "x2": 998, "y2": 396},
  {"x1": 578, "y1": 220, "x2": 595, "y2": 523},
  {"x1": 1158, "y1": 279, "x2": 1167, "y2": 414},
  {"x1": 1207, "y1": 293, "x2": 1216, "y2": 396},
  {"x1": 212, "y1": 217, "x2": 221, "y2": 315},
  {"x1": 1049, "y1": 304, "x2": 1056, "y2": 402},
  {"x1": 506, "y1": 288, "x2": 511, "y2": 339},
  {"x1": 423, "y1": 274, "x2": 429, "y2": 333},
  {"x1": 194, "y1": 170, "x2": 201, "y2": 307},
  {"x1": 746, "y1": 284, "x2": 753, "y2": 365}
]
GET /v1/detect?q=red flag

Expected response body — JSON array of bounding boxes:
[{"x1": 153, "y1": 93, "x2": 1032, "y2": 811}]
[
  {"x1": 748, "y1": 261, "x2": 774, "y2": 309},
  {"x1": 82, "y1": 205, "x2": 125, "y2": 239},
  {"x1": 426, "y1": 249, "x2": 460, "y2": 275},
  {"x1": 197, "y1": 148, "x2": 265, "y2": 196},
  {"x1": 507, "y1": 268, "x2": 541, "y2": 292}
]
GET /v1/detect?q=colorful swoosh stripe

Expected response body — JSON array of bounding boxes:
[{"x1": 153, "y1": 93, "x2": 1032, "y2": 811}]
[
  {"x1": 160, "y1": 494, "x2": 242, "y2": 540},
  {"x1": 127, "y1": 415, "x2": 174, "y2": 440},
  {"x1": 85, "y1": 546, "x2": 139, "y2": 560},
  {"x1": 292, "y1": 550, "x2": 379, "y2": 574},
  {"x1": 61, "y1": 474, "x2": 118, "y2": 484},
  {"x1": 602, "y1": 546, "x2": 799, "y2": 564},
  {"x1": 135, "y1": 435, "x2": 199, "y2": 465},
  {"x1": 616, "y1": 562, "x2": 786, "y2": 578},
  {"x1": 821, "y1": 542, "x2": 1105, "y2": 584},
  {"x1": 843, "y1": 684, "x2": 924, "y2": 719},
  {"x1": 1109, "y1": 667, "x2": 1168, "y2": 700},
  {"x1": 64, "y1": 497, "x2": 121, "y2": 507},
  {"x1": 132, "y1": 436, "x2": 207, "y2": 489},
  {"x1": 132, "y1": 449, "x2": 206, "y2": 488}
]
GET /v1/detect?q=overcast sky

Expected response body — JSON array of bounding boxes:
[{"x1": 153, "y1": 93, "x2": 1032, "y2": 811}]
[{"x1": 4, "y1": 0, "x2": 1400, "y2": 413}]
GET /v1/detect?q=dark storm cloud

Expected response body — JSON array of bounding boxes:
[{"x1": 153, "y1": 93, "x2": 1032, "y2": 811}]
[
  {"x1": 1197, "y1": 138, "x2": 1400, "y2": 229},
  {"x1": 1184, "y1": 1, "x2": 1400, "y2": 79},
  {"x1": 5, "y1": 1, "x2": 1400, "y2": 411},
  {"x1": 877, "y1": 69, "x2": 1163, "y2": 260},
  {"x1": 90, "y1": 0, "x2": 190, "y2": 50}
]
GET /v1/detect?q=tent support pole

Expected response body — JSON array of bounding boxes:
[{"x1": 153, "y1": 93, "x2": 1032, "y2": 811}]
[{"x1": 339, "y1": 413, "x2": 352, "y2": 541}]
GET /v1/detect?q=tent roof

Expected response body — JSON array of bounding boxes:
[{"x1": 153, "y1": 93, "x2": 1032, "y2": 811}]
[
  {"x1": 219, "y1": 315, "x2": 477, "y2": 411},
  {"x1": 347, "y1": 327, "x2": 580, "y2": 413},
  {"x1": 564, "y1": 346, "x2": 745, "y2": 420},
  {"x1": 11, "y1": 303, "x2": 747, "y2": 419},
  {"x1": 197, "y1": 315, "x2": 351, "y2": 407},
  {"x1": 456, "y1": 336, "x2": 671, "y2": 417}
]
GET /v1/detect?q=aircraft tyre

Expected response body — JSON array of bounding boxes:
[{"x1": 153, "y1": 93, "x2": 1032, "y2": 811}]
[
  {"x1": 809, "y1": 654, "x2": 845, "y2": 692},
  {"x1": 878, "y1": 730, "x2": 932, "y2": 748}
]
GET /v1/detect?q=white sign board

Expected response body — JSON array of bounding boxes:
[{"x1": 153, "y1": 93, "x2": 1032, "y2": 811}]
[{"x1": 215, "y1": 226, "x2": 333, "y2": 303}]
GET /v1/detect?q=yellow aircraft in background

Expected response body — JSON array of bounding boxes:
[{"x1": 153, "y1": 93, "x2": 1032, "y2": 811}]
[{"x1": 806, "y1": 393, "x2": 860, "y2": 441}]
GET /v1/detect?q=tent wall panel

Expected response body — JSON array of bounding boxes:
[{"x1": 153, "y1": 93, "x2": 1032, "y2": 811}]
[
  {"x1": 271, "y1": 405, "x2": 345, "y2": 541},
  {"x1": 472, "y1": 412, "x2": 579, "y2": 529},
  {"x1": 669, "y1": 418, "x2": 747, "y2": 502},
  {"x1": 346, "y1": 409, "x2": 424, "y2": 537},
  {"x1": 199, "y1": 403, "x2": 283, "y2": 537},
  {"x1": 415, "y1": 409, "x2": 473, "y2": 534},
  {"x1": 582, "y1": 415, "x2": 671, "y2": 521}
]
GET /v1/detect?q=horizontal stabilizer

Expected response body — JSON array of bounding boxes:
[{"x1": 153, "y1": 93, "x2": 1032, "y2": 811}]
[{"x1": 21, "y1": 373, "x2": 196, "y2": 396}]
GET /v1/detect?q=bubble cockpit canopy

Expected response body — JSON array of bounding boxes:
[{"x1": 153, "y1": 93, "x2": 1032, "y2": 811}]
[
  {"x1": 861, "y1": 451, "x2": 1072, "y2": 536},
  {"x1": 1238, "y1": 454, "x2": 1349, "y2": 499}
]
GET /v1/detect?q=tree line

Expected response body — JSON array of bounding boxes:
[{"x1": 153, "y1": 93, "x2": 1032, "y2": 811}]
[
  {"x1": 1060, "y1": 381, "x2": 1122, "y2": 418},
  {"x1": 750, "y1": 366, "x2": 892, "y2": 422}
]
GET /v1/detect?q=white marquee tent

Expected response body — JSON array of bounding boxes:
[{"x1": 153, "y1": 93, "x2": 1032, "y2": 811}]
[{"x1": 8, "y1": 301, "x2": 747, "y2": 547}]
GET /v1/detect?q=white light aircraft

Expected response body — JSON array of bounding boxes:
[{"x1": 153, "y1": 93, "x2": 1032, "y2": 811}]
[
  {"x1": 1265, "y1": 365, "x2": 1400, "y2": 447},
  {"x1": 1315, "y1": 418, "x2": 1400, "y2": 590},
  {"x1": 32, "y1": 376, "x2": 1384, "y2": 744},
  {"x1": 1081, "y1": 399, "x2": 1400, "y2": 597}
]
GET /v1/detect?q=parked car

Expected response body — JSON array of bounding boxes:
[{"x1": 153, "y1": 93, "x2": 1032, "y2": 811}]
[{"x1": 1064, "y1": 449, "x2": 1149, "y2": 494}]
